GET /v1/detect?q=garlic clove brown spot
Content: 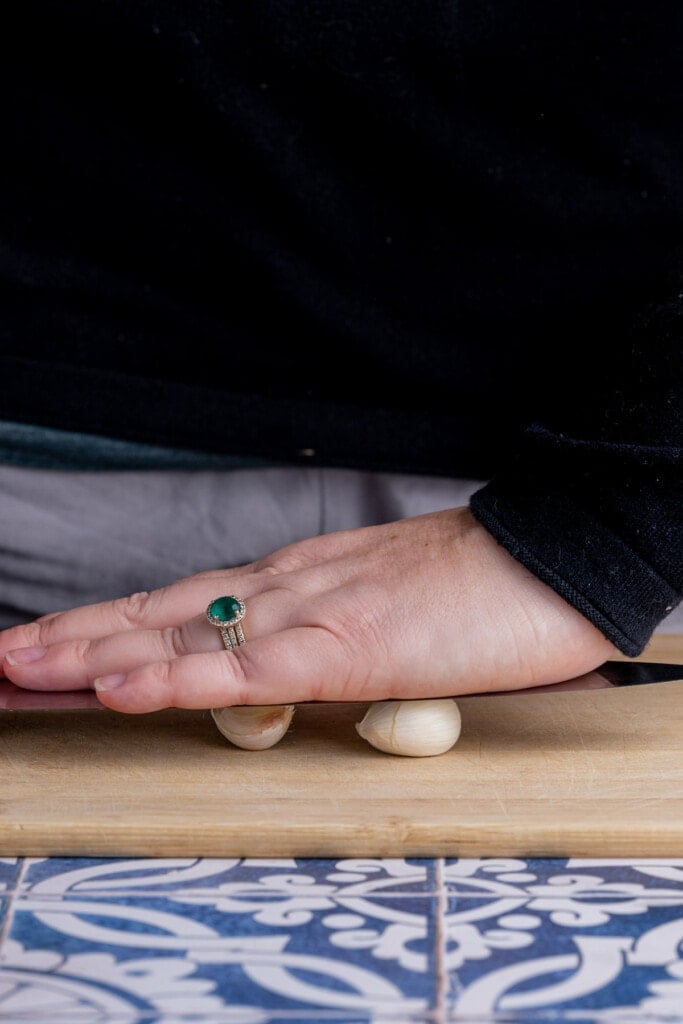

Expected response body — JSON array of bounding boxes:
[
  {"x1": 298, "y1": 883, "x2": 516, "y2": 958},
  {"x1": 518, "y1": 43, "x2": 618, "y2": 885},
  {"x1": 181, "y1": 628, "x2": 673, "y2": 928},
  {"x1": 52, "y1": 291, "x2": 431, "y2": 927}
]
[
  {"x1": 211, "y1": 704, "x2": 295, "y2": 750},
  {"x1": 355, "y1": 698, "x2": 461, "y2": 757}
]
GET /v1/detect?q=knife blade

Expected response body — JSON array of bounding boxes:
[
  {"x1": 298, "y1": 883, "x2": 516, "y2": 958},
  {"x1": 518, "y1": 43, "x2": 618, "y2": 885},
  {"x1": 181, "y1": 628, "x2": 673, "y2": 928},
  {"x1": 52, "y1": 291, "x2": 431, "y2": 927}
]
[{"x1": 0, "y1": 660, "x2": 680, "y2": 711}]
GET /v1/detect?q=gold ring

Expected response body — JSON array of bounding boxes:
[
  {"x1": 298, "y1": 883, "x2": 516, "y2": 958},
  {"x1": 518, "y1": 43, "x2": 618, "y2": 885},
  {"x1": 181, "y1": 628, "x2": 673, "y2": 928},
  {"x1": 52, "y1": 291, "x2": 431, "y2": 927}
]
[{"x1": 206, "y1": 595, "x2": 247, "y2": 652}]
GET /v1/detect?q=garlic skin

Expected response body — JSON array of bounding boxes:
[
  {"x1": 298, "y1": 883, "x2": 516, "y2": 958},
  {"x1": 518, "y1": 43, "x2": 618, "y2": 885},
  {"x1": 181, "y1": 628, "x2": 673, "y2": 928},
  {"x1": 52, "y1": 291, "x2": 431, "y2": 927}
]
[
  {"x1": 211, "y1": 704, "x2": 295, "y2": 750},
  {"x1": 355, "y1": 698, "x2": 461, "y2": 757}
]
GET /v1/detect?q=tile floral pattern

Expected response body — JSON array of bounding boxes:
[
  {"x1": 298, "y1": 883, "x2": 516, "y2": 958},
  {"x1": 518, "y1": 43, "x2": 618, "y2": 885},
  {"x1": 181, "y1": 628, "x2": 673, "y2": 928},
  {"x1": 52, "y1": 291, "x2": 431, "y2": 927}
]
[
  {"x1": 445, "y1": 859, "x2": 683, "y2": 1020},
  {"x1": 0, "y1": 858, "x2": 681, "y2": 1021}
]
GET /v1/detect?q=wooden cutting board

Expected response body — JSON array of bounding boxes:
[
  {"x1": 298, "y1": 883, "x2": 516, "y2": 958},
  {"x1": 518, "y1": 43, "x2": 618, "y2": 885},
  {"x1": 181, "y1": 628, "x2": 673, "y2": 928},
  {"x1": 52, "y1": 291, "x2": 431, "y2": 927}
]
[{"x1": 1, "y1": 634, "x2": 681, "y2": 857}]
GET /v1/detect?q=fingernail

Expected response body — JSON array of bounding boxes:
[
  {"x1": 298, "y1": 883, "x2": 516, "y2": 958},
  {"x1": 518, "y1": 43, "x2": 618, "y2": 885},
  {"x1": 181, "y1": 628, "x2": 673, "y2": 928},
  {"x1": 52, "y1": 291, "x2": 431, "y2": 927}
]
[
  {"x1": 94, "y1": 673, "x2": 127, "y2": 692},
  {"x1": 5, "y1": 646, "x2": 48, "y2": 665}
]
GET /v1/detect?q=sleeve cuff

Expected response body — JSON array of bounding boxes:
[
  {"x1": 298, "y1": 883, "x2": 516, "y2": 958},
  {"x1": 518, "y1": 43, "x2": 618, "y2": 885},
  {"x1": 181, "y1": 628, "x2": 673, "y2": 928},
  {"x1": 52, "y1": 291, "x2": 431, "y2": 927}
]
[{"x1": 469, "y1": 480, "x2": 679, "y2": 656}]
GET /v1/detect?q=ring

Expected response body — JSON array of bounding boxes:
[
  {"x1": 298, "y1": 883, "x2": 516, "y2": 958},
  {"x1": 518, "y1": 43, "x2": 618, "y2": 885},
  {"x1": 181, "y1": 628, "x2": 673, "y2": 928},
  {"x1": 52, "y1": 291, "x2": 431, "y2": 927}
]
[{"x1": 206, "y1": 595, "x2": 247, "y2": 652}]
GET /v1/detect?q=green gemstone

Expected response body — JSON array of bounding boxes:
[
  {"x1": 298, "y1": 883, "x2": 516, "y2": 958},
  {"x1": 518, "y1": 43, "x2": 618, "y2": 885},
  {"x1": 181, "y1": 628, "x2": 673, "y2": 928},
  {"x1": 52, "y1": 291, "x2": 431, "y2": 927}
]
[{"x1": 208, "y1": 595, "x2": 243, "y2": 624}]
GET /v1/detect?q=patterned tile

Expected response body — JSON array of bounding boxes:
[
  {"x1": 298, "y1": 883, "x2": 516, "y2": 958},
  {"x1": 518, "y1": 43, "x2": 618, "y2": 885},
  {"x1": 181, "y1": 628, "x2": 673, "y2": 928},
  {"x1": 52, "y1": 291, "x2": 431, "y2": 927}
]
[
  {"x1": 445, "y1": 1018, "x2": 671, "y2": 1024},
  {"x1": 5, "y1": 857, "x2": 683, "y2": 1021},
  {"x1": 0, "y1": 1016, "x2": 429, "y2": 1024},
  {"x1": 0, "y1": 858, "x2": 22, "y2": 893},
  {"x1": 1, "y1": 889, "x2": 438, "y2": 1019},
  {"x1": 446, "y1": 893, "x2": 683, "y2": 1020},
  {"x1": 21, "y1": 857, "x2": 436, "y2": 897},
  {"x1": 444, "y1": 857, "x2": 683, "y2": 900}
]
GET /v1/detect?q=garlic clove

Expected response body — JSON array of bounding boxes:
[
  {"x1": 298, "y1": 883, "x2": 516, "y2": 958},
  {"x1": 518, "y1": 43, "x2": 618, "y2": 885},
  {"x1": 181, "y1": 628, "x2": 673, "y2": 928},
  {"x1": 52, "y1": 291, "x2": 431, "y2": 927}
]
[
  {"x1": 211, "y1": 704, "x2": 295, "y2": 750},
  {"x1": 355, "y1": 698, "x2": 461, "y2": 757}
]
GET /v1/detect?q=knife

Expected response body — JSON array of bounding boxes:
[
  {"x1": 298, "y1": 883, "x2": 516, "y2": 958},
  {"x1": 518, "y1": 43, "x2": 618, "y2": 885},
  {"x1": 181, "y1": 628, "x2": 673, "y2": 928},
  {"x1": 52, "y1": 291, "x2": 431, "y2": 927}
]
[{"x1": 0, "y1": 660, "x2": 680, "y2": 711}]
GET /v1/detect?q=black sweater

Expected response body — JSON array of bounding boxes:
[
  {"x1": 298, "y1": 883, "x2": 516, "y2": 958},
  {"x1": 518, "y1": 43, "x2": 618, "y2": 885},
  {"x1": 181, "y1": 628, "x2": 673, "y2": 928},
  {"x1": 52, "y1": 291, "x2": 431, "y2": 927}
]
[{"x1": 0, "y1": 2, "x2": 681, "y2": 654}]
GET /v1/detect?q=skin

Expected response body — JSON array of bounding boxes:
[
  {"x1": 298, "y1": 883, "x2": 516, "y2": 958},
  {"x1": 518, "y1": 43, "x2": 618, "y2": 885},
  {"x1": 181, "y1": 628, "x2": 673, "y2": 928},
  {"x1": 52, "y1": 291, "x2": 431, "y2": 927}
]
[{"x1": 0, "y1": 507, "x2": 616, "y2": 713}]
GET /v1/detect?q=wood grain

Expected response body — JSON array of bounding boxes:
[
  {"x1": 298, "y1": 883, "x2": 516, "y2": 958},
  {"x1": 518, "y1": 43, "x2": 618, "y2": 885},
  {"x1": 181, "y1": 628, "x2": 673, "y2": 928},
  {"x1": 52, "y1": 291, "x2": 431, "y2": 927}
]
[{"x1": 1, "y1": 633, "x2": 681, "y2": 857}]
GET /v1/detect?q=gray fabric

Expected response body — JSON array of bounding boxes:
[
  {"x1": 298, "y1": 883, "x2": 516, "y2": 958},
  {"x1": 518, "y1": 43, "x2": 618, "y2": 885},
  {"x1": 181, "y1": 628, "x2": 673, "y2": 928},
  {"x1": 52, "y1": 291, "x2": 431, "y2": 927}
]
[{"x1": 0, "y1": 464, "x2": 483, "y2": 629}]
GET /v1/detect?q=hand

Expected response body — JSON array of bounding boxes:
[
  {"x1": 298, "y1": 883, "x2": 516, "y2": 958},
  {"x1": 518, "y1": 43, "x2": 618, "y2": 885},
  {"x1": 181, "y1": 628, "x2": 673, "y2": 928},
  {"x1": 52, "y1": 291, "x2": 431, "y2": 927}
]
[{"x1": 0, "y1": 508, "x2": 616, "y2": 713}]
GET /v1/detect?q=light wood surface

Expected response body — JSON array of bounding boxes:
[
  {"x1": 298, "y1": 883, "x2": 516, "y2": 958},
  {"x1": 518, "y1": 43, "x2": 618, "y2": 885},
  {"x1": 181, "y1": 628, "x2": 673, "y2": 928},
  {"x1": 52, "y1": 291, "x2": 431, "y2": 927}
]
[{"x1": 1, "y1": 634, "x2": 681, "y2": 857}]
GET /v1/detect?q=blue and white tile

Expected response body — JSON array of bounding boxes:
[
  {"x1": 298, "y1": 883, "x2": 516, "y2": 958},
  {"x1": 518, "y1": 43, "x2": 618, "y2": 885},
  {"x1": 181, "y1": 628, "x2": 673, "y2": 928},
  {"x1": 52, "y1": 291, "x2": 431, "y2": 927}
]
[
  {"x1": 0, "y1": 858, "x2": 22, "y2": 894},
  {"x1": 446, "y1": 891, "x2": 683, "y2": 1020},
  {"x1": 1, "y1": 885, "x2": 438, "y2": 1019},
  {"x1": 444, "y1": 857, "x2": 683, "y2": 902},
  {"x1": 21, "y1": 857, "x2": 436, "y2": 898},
  {"x1": 4, "y1": 856, "x2": 683, "y2": 1022}
]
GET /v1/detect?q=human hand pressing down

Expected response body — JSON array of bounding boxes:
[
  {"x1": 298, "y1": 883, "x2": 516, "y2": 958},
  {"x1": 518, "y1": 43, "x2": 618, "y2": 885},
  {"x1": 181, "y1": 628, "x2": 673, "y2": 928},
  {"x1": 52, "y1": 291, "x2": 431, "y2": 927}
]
[{"x1": 0, "y1": 508, "x2": 616, "y2": 714}]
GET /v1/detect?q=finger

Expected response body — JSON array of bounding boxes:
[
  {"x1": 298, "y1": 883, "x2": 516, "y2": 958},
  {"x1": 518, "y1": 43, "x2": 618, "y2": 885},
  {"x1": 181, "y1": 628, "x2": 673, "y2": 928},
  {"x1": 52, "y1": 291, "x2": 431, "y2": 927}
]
[
  {"x1": 0, "y1": 569, "x2": 272, "y2": 668},
  {"x1": 3, "y1": 588, "x2": 296, "y2": 692},
  {"x1": 93, "y1": 626, "x2": 351, "y2": 713}
]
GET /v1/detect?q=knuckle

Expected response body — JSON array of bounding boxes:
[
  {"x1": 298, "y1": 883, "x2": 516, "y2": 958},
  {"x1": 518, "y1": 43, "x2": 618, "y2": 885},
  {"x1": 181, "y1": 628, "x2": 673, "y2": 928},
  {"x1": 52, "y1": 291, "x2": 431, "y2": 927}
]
[
  {"x1": 35, "y1": 617, "x2": 60, "y2": 646},
  {"x1": 114, "y1": 590, "x2": 152, "y2": 629},
  {"x1": 71, "y1": 638, "x2": 92, "y2": 668},
  {"x1": 255, "y1": 540, "x2": 315, "y2": 575},
  {"x1": 251, "y1": 560, "x2": 284, "y2": 577},
  {"x1": 34, "y1": 610, "x2": 70, "y2": 646},
  {"x1": 160, "y1": 625, "x2": 188, "y2": 660}
]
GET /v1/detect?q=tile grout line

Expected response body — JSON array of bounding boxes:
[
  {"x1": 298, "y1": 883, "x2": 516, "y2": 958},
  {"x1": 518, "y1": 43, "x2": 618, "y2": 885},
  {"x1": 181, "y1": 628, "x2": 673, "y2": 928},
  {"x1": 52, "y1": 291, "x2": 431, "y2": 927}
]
[
  {"x1": 433, "y1": 858, "x2": 448, "y2": 1024},
  {"x1": 0, "y1": 858, "x2": 28, "y2": 955}
]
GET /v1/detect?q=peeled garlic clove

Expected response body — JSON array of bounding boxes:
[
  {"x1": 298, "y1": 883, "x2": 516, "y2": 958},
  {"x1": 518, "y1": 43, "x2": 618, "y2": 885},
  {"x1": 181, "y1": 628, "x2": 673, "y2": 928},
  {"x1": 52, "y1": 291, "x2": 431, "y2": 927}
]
[
  {"x1": 211, "y1": 704, "x2": 295, "y2": 750},
  {"x1": 355, "y1": 698, "x2": 461, "y2": 757}
]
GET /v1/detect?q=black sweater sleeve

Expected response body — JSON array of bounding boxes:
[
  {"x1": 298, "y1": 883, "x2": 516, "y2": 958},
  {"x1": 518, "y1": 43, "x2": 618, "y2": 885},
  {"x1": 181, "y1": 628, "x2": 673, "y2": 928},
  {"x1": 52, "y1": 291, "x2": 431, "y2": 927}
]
[
  {"x1": 470, "y1": 291, "x2": 682, "y2": 656},
  {"x1": 469, "y1": 6, "x2": 683, "y2": 656}
]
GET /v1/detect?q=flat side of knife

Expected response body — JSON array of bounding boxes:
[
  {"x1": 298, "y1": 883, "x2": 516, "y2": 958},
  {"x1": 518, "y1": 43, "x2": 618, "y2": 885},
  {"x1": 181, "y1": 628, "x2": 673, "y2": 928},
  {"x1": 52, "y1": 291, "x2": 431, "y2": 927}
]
[
  {"x1": 0, "y1": 660, "x2": 681, "y2": 710},
  {"x1": 593, "y1": 660, "x2": 683, "y2": 687}
]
